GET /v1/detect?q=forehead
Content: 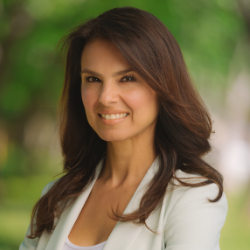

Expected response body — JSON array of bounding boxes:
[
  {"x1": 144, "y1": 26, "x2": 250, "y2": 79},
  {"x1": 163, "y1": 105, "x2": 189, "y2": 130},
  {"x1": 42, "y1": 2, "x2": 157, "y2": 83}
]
[{"x1": 80, "y1": 39, "x2": 130, "y2": 69}]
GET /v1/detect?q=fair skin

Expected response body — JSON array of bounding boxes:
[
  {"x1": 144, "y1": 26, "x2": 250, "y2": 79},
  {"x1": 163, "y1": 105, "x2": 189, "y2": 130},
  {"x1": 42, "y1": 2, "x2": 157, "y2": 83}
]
[{"x1": 68, "y1": 39, "x2": 159, "y2": 246}]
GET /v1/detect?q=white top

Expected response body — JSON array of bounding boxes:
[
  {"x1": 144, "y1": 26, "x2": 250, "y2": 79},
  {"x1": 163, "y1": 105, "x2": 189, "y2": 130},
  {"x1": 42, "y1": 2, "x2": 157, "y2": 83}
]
[
  {"x1": 20, "y1": 156, "x2": 228, "y2": 250},
  {"x1": 62, "y1": 238, "x2": 106, "y2": 250}
]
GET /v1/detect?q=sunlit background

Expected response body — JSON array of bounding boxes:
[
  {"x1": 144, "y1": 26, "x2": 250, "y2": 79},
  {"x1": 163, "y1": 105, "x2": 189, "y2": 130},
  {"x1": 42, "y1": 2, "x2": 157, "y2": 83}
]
[{"x1": 0, "y1": 0, "x2": 250, "y2": 249}]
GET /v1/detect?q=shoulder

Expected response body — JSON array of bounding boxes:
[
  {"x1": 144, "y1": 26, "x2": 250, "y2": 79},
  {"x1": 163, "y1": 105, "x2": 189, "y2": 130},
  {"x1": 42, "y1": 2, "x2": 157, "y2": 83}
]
[
  {"x1": 40, "y1": 180, "x2": 57, "y2": 197},
  {"x1": 162, "y1": 170, "x2": 228, "y2": 249},
  {"x1": 19, "y1": 180, "x2": 58, "y2": 250},
  {"x1": 166, "y1": 169, "x2": 228, "y2": 211}
]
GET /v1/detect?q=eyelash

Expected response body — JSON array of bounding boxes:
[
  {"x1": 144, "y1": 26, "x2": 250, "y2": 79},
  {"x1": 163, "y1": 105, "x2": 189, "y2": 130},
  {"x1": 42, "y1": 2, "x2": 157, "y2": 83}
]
[{"x1": 84, "y1": 74, "x2": 136, "y2": 83}]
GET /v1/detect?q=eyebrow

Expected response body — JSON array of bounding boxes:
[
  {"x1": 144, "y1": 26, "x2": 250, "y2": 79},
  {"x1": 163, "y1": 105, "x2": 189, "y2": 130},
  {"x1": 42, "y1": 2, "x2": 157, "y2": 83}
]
[{"x1": 80, "y1": 68, "x2": 134, "y2": 77}]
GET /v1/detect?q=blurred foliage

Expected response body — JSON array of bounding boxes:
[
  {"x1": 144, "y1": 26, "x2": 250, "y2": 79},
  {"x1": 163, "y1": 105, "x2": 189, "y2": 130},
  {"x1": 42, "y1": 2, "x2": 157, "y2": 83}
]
[
  {"x1": 0, "y1": 0, "x2": 248, "y2": 174},
  {"x1": 220, "y1": 188, "x2": 250, "y2": 250},
  {"x1": 0, "y1": 0, "x2": 247, "y2": 120},
  {"x1": 0, "y1": 0, "x2": 250, "y2": 249}
]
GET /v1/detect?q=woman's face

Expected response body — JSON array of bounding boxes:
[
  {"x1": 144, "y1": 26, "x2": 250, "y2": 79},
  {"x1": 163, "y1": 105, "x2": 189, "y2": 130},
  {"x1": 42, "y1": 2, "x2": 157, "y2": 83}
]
[{"x1": 80, "y1": 39, "x2": 159, "y2": 142}]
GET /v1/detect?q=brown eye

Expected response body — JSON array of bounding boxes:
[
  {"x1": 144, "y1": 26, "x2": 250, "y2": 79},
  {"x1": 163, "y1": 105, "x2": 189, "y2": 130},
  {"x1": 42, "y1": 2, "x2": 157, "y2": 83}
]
[
  {"x1": 85, "y1": 76, "x2": 101, "y2": 82},
  {"x1": 121, "y1": 75, "x2": 136, "y2": 82}
]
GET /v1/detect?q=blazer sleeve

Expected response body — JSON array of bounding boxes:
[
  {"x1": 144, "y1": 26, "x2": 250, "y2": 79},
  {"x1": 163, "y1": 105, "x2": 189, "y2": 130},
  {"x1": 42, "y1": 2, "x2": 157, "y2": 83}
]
[
  {"x1": 164, "y1": 183, "x2": 228, "y2": 250},
  {"x1": 19, "y1": 181, "x2": 55, "y2": 250}
]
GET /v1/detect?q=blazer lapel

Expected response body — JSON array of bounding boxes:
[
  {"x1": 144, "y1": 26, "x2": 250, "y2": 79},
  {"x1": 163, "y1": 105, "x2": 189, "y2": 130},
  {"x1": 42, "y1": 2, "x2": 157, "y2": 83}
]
[
  {"x1": 44, "y1": 158, "x2": 105, "y2": 250},
  {"x1": 44, "y1": 155, "x2": 160, "y2": 250},
  {"x1": 103, "y1": 155, "x2": 160, "y2": 250}
]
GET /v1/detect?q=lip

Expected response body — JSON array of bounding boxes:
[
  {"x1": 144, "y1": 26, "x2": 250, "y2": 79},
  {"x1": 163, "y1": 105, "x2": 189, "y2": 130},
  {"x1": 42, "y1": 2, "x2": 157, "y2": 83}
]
[
  {"x1": 98, "y1": 110, "x2": 129, "y2": 115},
  {"x1": 98, "y1": 113, "x2": 129, "y2": 125}
]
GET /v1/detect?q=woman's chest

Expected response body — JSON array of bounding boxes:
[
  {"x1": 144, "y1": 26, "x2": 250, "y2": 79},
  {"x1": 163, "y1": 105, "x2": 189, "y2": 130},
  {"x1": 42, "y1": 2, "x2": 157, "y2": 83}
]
[
  {"x1": 68, "y1": 181, "x2": 140, "y2": 246},
  {"x1": 39, "y1": 205, "x2": 166, "y2": 250}
]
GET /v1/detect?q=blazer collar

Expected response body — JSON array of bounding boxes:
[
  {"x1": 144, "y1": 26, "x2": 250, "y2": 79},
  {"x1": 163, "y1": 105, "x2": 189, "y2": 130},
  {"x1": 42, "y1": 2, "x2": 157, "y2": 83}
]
[
  {"x1": 45, "y1": 155, "x2": 160, "y2": 250},
  {"x1": 103, "y1": 155, "x2": 160, "y2": 250}
]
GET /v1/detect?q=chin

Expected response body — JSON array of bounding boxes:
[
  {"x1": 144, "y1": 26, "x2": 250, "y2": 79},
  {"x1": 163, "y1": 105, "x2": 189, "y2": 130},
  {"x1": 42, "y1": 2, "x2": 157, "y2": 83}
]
[{"x1": 96, "y1": 131, "x2": 129, "y2": 142}]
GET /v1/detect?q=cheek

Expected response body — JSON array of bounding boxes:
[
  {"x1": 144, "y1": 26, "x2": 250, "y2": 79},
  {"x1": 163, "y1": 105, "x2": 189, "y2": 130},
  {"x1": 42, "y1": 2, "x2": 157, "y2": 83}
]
[
  {"x1": 126, "y1": 89, "x2": 158, "y2": 115},
  {"x1": 81, "y1": 87, "x2": 97, "y2": 116}
]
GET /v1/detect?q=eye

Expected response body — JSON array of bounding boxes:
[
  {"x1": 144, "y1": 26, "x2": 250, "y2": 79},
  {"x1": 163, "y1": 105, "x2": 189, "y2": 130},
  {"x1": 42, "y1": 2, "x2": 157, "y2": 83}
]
[
  {"x1": 85, "y1": 76, "x2": 101, "y2": 82},
  {"x1": 120, "y1": 74, "x2": 136, "y2": 82}
]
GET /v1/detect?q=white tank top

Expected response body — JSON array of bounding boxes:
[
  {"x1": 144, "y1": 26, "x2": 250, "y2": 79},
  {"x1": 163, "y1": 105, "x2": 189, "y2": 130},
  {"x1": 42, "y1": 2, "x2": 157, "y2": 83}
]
[{"x1": 62, "y1": 238, "x2": 106, "y2": 250}]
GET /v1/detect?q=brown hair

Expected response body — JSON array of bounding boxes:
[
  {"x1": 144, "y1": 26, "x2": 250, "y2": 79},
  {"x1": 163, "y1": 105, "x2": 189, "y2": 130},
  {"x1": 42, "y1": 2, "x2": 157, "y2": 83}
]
[{"x1": 28, "y1": 6, "x2": 223, "y2": 238}]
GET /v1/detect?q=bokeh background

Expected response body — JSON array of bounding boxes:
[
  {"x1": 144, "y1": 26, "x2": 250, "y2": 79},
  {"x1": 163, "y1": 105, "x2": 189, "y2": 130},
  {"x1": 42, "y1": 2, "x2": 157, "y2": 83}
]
[{"x1": 0, "y1": 0, "x2": 250, "y2": 249}]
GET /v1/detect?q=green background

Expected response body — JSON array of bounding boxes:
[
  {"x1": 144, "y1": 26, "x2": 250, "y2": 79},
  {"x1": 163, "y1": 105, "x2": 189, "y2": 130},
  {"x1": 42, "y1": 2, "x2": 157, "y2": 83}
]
[{"x1": 0, "y1": 0, "x2": 250, "y2": 249}]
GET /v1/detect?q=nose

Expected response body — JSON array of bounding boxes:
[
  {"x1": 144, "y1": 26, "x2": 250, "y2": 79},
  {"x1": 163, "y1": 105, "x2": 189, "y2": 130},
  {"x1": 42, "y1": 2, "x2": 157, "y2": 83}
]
[{"x1": 98, "y1": 81, "x2": 120, "y2": 106}]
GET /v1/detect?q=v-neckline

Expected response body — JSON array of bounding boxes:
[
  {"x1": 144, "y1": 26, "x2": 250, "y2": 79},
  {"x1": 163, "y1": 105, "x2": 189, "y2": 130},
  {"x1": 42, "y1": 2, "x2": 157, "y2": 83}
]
[
  {"x1": 94, "y1": 154, "x2": 160, "y2": 214},
  {"x1": 44, "y1": 155, "x2": 160, "y2": 250}
]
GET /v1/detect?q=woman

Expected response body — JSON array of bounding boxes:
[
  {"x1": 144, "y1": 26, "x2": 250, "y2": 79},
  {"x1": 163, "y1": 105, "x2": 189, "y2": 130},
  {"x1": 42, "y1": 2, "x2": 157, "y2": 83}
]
[{"x1": 20, "y1": 6, "x2": 227, "y2": 250}]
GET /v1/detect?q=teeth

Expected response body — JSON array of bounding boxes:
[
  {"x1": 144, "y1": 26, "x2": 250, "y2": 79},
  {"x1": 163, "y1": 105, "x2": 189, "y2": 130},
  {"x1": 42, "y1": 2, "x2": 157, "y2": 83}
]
[{"x1": 100, "y1": 113, "x2": 128, "y2": 120}]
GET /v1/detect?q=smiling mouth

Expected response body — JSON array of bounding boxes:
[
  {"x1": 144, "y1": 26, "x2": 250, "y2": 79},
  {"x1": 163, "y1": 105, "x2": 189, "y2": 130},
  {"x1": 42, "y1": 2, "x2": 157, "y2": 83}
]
[{"x1": 98, "y1": 113, "x2": 129, "y2": 120}]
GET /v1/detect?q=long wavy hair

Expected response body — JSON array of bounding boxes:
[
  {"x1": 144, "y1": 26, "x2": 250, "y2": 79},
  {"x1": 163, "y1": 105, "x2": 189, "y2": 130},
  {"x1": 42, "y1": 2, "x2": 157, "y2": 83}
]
[{"x1": 28, "y1": 6, "x2": 223, "y2": 238}]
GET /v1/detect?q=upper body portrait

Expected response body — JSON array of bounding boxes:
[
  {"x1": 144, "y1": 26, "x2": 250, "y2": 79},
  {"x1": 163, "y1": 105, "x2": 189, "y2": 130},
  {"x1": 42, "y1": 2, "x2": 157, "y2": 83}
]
[{"x1": 20, "y1": 6, "x2": 228, "y2": 250}]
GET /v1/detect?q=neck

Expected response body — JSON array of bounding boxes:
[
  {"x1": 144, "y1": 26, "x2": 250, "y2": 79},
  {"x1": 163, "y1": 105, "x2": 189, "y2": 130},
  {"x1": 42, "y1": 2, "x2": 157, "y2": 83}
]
[{"x1": 100, "y1": 132, "x2": 157, "y2": 187}]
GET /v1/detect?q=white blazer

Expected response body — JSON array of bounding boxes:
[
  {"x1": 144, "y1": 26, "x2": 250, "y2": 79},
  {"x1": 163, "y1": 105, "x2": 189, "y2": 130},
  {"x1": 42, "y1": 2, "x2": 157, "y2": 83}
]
[{"x1": 20, "y1": 156, "x2": 228, "y2": 250}]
